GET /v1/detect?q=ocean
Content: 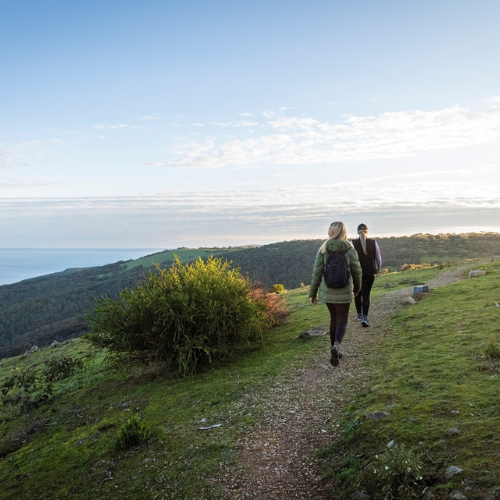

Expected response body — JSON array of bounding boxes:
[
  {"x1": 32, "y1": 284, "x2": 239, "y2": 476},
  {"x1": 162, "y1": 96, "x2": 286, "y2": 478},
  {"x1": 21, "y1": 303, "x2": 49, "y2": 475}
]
[{"x1": 0, "y1": 248, "x2": 163, "y2": 286}]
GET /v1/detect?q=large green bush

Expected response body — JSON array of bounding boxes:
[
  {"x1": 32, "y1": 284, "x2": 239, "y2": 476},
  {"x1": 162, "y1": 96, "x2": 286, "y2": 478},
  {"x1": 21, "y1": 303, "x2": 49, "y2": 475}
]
[{"x1": 86, "y1": 256, "x2": 284, "y2": 375}]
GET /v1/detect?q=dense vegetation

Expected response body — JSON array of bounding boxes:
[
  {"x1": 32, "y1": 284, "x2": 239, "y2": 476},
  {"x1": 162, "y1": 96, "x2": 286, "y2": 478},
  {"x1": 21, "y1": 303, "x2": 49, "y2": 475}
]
[
  {"x1": 1, "y1": 232, "x2": 499, "y2": 358},
  {"x1": 87, "y1": 257, "x2": 287, "y2": 376}
]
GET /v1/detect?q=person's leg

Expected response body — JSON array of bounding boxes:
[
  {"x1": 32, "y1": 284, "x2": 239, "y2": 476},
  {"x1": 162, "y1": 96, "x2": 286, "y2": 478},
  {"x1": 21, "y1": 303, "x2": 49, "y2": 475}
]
[
  {"x1": 334, "y1": 302, "x2": 350, "y2": 344},
  {"x1": 326, "y1": 302, "x2": 338, "y2": 347},
  {"x1": 354, "y1": 291, "x2": 362, "y2": 319},
  {"x1": 360, "y1": 275, "x2": 375, "y2": 326},
  {"x1": 326, "y1": 303, "x2": 344, "y2": 367}
]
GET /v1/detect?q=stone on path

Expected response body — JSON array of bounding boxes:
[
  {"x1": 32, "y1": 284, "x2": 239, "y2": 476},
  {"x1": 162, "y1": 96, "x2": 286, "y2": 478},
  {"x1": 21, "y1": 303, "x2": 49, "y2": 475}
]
[
  {"x1": 445, "y1": 466, "x2": 464, "y2": 479},
  {"x1": 402, "y1": 296, "x2": 417, "y2": 305},
  {"x1": 469, "y1": 270, "x2": 486, "y2": 278},
  {"x1": 299, "y1": 328, "x2": 327, "y2": 339}
]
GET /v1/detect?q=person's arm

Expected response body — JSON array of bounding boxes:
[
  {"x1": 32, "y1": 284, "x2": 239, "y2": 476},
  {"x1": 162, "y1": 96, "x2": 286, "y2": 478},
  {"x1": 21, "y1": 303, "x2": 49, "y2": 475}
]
[
  {"x1": 309, "y1": 249, "x2": 324, "y2": 304},
  {"x1": 375, "y1": 241, "x2": 382, "y2": 273},
  {"x1": 349, "y1": 248, "x2": 362, "y2": 295}
]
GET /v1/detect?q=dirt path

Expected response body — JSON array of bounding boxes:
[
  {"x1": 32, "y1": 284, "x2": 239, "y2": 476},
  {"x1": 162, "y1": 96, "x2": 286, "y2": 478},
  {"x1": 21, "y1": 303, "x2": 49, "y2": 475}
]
[{"x1": 215, "y1": 262, "x2": 478, "y2": 499}]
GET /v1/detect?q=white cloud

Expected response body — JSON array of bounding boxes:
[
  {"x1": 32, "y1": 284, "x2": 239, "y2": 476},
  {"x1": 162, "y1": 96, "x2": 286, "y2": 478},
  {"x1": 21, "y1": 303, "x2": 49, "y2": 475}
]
[
  {"x1": 0, "y1": 141, "x2": 44, "y2": 169},
  {"x1": 138, "y1": 114, "x2": 161, "y2": 120},
  {"x1": 240, "y1": 112, "x2": 255, "y2": 117},
  {"x1": 485, "y1": 96, "x2": 500, "y2": 109},
  {"x1": 93, "y1": 124, "x2": 128, "y2": 129},
  {"x1": 151, "y1": 100, "x2": 500, "y2": 169}
]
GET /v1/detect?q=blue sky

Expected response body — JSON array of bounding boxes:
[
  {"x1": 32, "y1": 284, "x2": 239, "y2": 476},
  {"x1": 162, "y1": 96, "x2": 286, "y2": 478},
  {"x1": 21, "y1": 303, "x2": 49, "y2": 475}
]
[{"x1": 1, "y1": 0, "x2": 499, "y2": 248}]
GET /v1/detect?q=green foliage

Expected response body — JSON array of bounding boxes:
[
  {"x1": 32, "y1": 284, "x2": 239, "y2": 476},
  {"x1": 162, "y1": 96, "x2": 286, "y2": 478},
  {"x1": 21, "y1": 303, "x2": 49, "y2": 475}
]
[
  {"x1": 116, "y1": 415, "x2": 150, "y2": 449},
  {"x1": 366, "y1": 445, "x2": 424, "y2": 499},
  {"x1": 485, "y1": 337, "x2": 500, "y2": 360},
  {"x1": 0, "y1": 355, "x2": 85, "y2": 413},
  {"x1": 1, "y1": 366, "x2": 53, "y2": 411},
  {"x1": 86, "y1": 256, "x2": 284, "y2": 376},
  {"x1": 41, "y1": 355, "x2": 85, "y2": 382},
  {"x1": 269, "y1": 283, "x2": 286, "y2": 294}
]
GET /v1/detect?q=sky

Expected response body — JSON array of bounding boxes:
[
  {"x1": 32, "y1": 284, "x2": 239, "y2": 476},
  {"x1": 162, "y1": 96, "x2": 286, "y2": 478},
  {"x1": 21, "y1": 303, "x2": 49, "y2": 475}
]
[{"x1": 1, "y1": 0, "x2": 500, "y2": 248}]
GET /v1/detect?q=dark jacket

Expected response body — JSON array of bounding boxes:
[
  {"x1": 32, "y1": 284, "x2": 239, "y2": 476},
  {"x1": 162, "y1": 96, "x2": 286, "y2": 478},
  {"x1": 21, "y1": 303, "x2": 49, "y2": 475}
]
[
  {"x1": 309, "y1": 239, "x2": 362, "y2": 303},
  {"x1": 352, "y1": 238, "x2": 378, "y2": 275}
]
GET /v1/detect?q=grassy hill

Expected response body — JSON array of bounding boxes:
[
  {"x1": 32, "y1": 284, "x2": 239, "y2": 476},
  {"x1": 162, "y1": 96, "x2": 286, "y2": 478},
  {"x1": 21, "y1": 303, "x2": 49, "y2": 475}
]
[
  {"x1": 1, "y1": 233, "x2": 500, "y2": 359},
  {"x1": 0, "y1": 258, "x2": 499, "y2": 498}
]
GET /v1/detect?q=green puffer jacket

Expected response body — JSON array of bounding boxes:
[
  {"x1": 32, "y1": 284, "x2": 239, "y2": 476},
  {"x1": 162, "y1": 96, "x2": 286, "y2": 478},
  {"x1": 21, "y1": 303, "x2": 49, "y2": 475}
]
[{"x1": 309, "y1": 239, "x2": 362, "y2": 303}]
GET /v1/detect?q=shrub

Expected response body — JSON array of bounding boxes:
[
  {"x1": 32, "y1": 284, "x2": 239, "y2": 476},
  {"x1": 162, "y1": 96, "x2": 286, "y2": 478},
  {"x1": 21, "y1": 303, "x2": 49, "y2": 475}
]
[
  {"x1": 41, "y1": 356, "x2": 85, "y2": 382},
  {"x1": 485, "y1": 337, "x2": 500, "y2": 360},
  {"x1": 116, "y1": 415, "x2": 149, "y2": 449},
  {"x1": 86, "y1": 256, "x2": 287, "y2": 376},
  {"x1": 366, "y1": 444, "x2": 424, "y2": 499},
  {"x1": 269, "y1": 284, "x2": 286, "y2": 294},
  {"x1": 1, "y1": 367, "x2": 53, "y2": 412}
]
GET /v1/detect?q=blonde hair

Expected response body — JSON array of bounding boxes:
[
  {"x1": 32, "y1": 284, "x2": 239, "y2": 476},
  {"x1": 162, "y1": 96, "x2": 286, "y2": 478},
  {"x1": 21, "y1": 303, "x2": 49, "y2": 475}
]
[
  {"x1": 320, "y1": 221, "x2": 348, "y2": 254},
  {"x1": 358, "y1": 228, "x2": 368, "y2": 254}
]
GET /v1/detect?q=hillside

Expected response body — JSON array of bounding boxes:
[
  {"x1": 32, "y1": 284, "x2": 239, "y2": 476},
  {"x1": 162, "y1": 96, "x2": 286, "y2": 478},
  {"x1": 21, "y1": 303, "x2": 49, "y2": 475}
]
[
  {"x1": 1, "y1": 232, "x2": 500, "y2": 358},
  {"x1": 0, "y1": 258, "x2": 499, "y2": 499}
]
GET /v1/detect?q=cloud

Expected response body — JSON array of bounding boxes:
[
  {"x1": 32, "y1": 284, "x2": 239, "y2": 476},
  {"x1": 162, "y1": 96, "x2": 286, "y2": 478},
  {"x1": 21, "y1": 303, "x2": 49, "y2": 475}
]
[
  {"x1": 485, "y1": 96, "x2": 500, "y2": 109},
  {"x1": 0, "y1": 141, "x2": 45, "y2": 169},
  {"x1": 151, "y1": 100, "x2": 500, "y2": 169},
  {"x1": 93, "y1": 124, "x2": 127, "y2": 129},
  {"x1": 240, "y1": 112, "x2": 255, "y2": 117},
  {"x1": 137, "y1": 114, "x2": 161, "y2": 120}
]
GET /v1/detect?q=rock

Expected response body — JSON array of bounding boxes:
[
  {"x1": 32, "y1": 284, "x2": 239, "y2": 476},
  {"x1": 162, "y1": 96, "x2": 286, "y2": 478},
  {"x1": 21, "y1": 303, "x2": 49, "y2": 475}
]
[
  {"x1": 51, "y1": 340, "x2": 59, "y2": 348},
  {"x1": 299, "y1": 328, "x2": 327, "y2": 339},
  {"x1": 422, "y1": 492, "x2": 435, "y2": 500},
  {"x1": 445, "y1": 466, "x2": 464, "y2": 479},
  {"x1": 426, "y1": 323, "x2": 434, "y2": 327},
  {"x1": 469, "y1": 270, "x2": 486, "y2": 278},
  {"x1": 450, "y1": 491, "x2": 466, "y2": 500},
  {"x1": 366, "y1": 411, "x2": 390, "y2": 420},
  {"x1": 447, "y1": 428, "x2": 460, "y2": 436},
  {"x1": 387, "y1": 439, "x2": 395, "y2": 448},
  {"x1": 413, "y1": 285, "x2": 429, "y2": 294},
  {"x1": 352, "y1": 492, "x2": 371, "y2": 499},
  {"x1": 402, "y1": 296, "x2": 417, "y2": 305}
]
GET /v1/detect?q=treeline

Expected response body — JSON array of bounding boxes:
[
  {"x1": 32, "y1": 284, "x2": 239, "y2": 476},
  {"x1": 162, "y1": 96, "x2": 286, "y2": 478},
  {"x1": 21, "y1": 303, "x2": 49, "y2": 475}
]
[
  {"x1": 1, "y1": 232, "x2": 499, "y2": 359},
  {"x1": 220, "y1": 232, "x2": 500, "y2": 290}
]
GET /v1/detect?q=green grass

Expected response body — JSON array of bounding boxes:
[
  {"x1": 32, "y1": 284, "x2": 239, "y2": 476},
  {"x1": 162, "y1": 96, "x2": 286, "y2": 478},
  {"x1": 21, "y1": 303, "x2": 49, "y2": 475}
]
[
  {"x1": 318, "y1": 259, "x2": 500, "y2": 499},
  {"x1": 0, "y1": 283, "x2": 330, "y2": 499},
  {"x1": 122, "y1": 247, "x2": 243, "y2": 271},
  {"x1": 1, "y1": 260, "x2": 498, "y2": 499}
]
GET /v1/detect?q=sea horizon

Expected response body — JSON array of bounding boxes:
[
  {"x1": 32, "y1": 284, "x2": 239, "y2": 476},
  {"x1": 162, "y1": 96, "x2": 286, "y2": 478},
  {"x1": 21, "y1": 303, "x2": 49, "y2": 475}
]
[{"x1": 0, "y1": 248, "x2": 164, "y2": 286}]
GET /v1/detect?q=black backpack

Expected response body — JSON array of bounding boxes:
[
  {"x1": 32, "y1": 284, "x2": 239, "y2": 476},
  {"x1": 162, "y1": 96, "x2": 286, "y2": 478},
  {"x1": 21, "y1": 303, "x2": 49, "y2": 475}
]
[{"x1": 324, "y1": 248, "x2": 350, "y2": 288}]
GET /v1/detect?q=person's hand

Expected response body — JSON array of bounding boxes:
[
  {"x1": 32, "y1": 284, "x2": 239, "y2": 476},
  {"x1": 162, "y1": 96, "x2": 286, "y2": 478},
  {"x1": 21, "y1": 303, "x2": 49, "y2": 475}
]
[
  {"x1": 310, "y1": 297, "x2": 317, "y2": 306},
  {"x1": 353, "y1": 292, "x2": 359, "y2": 297}
]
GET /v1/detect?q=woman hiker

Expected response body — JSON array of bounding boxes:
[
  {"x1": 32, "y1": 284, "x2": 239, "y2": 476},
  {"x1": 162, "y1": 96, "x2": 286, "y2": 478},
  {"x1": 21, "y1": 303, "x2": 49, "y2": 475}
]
[
  {"x1": 309, "y1": 221, "x2": 362, "y2": 367},
  {"x1": 351, "y1": 223, "x2": 382, "y2": 328}
]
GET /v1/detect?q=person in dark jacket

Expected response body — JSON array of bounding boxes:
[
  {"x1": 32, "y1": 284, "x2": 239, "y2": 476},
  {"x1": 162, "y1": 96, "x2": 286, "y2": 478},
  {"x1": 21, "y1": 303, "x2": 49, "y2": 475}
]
[
  {"x1": 351, "y1": 223, "x2": 382, "y2": 327},
  {"x1": 310, "y1": 221, "x2": 362, "y2": 367}
]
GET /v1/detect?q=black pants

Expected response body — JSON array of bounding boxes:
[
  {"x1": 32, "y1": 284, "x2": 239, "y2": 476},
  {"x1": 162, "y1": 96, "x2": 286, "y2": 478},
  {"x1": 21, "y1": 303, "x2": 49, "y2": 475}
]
[
  {"x1": 326, "y1": 302, "x2": 350, "y2": 346},
  {"x1": 355, "y1": 275, "x2": 375, "y2": 316}
]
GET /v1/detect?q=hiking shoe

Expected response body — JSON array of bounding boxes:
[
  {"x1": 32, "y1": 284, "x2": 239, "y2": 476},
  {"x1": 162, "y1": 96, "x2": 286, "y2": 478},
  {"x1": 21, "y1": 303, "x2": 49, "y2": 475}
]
[
  {"x1": 330, "y1": 343, "x2": 340, "y2": 367},
  {"x1": 356, "y1": 313, "x2": 363, "y2": 322},
  {"x1": 361, "y1": 315, "x2": 370, "y2": 327}
]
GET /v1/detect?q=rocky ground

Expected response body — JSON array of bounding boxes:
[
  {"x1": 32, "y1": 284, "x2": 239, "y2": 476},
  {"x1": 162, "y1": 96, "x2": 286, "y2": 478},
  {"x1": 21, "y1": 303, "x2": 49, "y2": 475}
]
[{"x1": 213, "y1": 262, "x2": 476, "y2": 500}]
